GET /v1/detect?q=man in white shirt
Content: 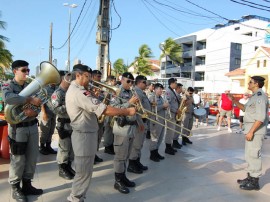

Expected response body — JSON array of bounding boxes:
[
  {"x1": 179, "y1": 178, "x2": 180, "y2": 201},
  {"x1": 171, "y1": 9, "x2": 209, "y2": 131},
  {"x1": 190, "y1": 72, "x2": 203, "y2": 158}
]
[{"x1": 193, "y1": 89, "x2": 201, "y2": 127}]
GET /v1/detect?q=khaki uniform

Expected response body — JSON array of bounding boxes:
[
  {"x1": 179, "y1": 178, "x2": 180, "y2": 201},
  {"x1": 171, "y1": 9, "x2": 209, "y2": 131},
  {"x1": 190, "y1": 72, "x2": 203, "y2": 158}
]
[
  {"x1": 174, "y1": 93, "x2": 182, "y2": 140},
  {"x1": 129, "y1": 86, "x2": 151, "y2": 160},
  {"x1": 243, "y1": 89, "x2": 268, "y2": 178},
  {"x1": 51, "y1": 86, "x2": 74, "y2": 164},
  {"x1": 182, "y1": 95, "x2": 194, "y2": 136},
  {"x1": 164, "y1": 87, "x2": 180, "y2": 144},
  {"x1": 2, "y1": 79, "x2": 39, "y2": 184},
  {"x1": 111, "y1": 86, "x2": 137, "y2": 173},
  {"x1": 40, "y1": 85, "x2": 56, "y2": 144},
  {"x1": 66, "y1": 81, "x2": 106, "y2": 201},
  {"x1": 148, "y1": 94, "x2": 166, "y2": 151}
]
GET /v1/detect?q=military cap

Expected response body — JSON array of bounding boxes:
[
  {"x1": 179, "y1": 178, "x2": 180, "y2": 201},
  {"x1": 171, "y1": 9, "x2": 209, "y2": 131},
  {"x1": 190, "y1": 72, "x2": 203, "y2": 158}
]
[
  {"x1": 59, "y1": 70, "x2": 68, "y2": 77},
  {"x1": 12, "y1": 60, "x2": 29, "y2": 69},
  {"x1": 251, "y1": 76, "x2": 265, "y2": 82},
  {"x1": 154, "y1": 83, "x2": 164, "y2": 89},
  {"x1": 122, "y1": 72, "x2": 134, "y2": 80},
  {"x1": 72, "y1": 64, "x2": 92, "y2": 73},
  {"x1": 92, "y1": 70, "x2": 102, "y2": 75},
  {"x1": 177, "y1": 83, "x2": 183, "y2": 87},
  {"x1": 135, "y1": 75, "x2": 147, "y2": 82}
]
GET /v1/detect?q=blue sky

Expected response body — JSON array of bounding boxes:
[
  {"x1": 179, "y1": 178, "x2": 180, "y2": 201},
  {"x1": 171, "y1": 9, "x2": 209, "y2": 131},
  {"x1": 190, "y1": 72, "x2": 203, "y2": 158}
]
[{"x1": 1, "y1": 0, "x2": 269, "y2": 74}]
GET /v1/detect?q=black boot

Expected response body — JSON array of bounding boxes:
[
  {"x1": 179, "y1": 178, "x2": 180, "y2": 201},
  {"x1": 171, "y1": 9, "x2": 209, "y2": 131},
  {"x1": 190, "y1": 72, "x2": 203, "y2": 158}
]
[
  {"x1": 122, "y1": 173, "x2": 136, "y2": 187},
  {"x1": 66, "y1": 161, "x2": 76, "y2": 177},
  {"x1": 172, "y1": 140, "x2": 182, "y2": 149},
  {"x1": 11, "y1": 182, "x2": 27, "y2": 202},
  {"x1": 165, "y1": 144, "x2": 175, "y2": 155},
  {"x1": 150, "y1": 150, "x2": 160, "y2": 162},
  {"x1": 21, "y1": 179, "x2": 43, "y2": 195},
  {"x1": 39, "y1": 143, "x2": 49, "y2": 155},
  {"x1": 104, "y1": 144, "x2": 115, "y2": 155},
  {"x1": 127, "y1": 159, "x2": 143, "y2": 174},
  {"x1": 136, "y1": 157, "x2": 148, "y2": 171},
  {"x1": 59, "y1": 164, "x2": 74, "y2": 180},
  {"x1": 146, "y1": 130, "x2": 151, "y2": 139},
  {"x1": 182, "y1": 137, "x2": 187, "y2": 146},
  {"x1": 184, "y1": 136, "x2": 192, "y2": 144},
  {"x1": 94, "y1": 154, "x2": 103, "y2": 164},
  {"x1": 240, "y1": 177, "x2": 260, "y2": 190},
  {"x1": 237, "y1": 173, "x2": 251, "y2": 185},
  {"x1": 114, "y1": 173, "x2": 130, "y2": 194},
  {"x1": 156, "y1": 150, "x2": 165, "y2": 160},
  {"x1": 45, "y1": 142, "x2": 57, "y2": 154}
]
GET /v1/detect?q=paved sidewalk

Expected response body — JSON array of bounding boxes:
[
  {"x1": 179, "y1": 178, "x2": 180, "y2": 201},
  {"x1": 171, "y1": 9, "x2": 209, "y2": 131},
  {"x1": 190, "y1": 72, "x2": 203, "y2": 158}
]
[{"x1": 0, "y1": 118, "x2": 270, "y2": 202}]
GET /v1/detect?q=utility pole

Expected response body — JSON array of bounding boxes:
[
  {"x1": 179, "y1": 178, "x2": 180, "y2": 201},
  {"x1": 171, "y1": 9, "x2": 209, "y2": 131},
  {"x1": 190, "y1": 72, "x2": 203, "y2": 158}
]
[
  {"x1": 96, "y1": 0, "x2": 110, "y2": 81},
  {"x1": 49, "y1": 23, "x2": 53, "y2": 63}
]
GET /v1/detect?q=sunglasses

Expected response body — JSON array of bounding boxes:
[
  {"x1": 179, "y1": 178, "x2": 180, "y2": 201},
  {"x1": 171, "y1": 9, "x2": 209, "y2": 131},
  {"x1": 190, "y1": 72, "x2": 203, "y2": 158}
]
[
  {"x1": 142, "y1": 80, "x2": 147, "y2": 84},
  {"x1": 19, "y1": 68, "x2": 30, "y2": 73},
  {"x1": 126, "y1": 79, "x2": 134, "y2": 84}
]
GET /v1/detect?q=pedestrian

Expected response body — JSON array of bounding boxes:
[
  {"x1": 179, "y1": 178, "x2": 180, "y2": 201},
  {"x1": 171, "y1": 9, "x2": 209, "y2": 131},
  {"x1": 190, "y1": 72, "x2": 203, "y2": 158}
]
[
  {"x1": 229, "y1": 76, "x2": 268, "y2": 191},
  {"x1": 193, "y1": 89, "x2": 201, "y2": 127},
  {"x1": 203, "y1": 97, "x2": 210, "y2": 126},
  {"x1": 66, "y1": 65, "x2": 136, "y2": 201},
  {"x1": 236, "y1": 93, "x2": 249, "y2": 133},
  {"x1": 2, "y1": 60, "x2": 43, "y2": 202},
  {"x1": 217, "y1": 89, "x2": 233, "y2": 133}
]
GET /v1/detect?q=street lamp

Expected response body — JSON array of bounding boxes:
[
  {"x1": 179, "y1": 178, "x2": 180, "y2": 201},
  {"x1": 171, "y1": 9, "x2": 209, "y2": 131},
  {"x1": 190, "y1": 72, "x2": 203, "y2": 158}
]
[{"x1": 63, "y1": 3, "x2": 78, "y2": 72}]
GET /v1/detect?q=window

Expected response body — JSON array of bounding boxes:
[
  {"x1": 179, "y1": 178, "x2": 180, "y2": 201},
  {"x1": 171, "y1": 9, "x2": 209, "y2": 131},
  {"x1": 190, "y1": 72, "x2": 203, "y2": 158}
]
[
  {"x1": 236, "y1": 43, "x2": 242, "y2": 51},
  {"x1": 264, "y1": 60, "x2": 267, "y2": 67},
  {"x1": 255, "y1": 46, "x2": 259, "y2": 51},
  {"x1": 234, "y1": 27, "x2": 240, "y2": 31},
  {"x1": 257, "y1": 60, "x2": 260, "y2": 68},
  {"x1": 235, "y1": 58, "x2": 241, "y2": 65}
]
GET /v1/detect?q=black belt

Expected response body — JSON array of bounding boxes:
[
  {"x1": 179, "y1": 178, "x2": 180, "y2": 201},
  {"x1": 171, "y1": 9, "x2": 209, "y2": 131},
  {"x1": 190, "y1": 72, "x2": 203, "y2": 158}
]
[
  {"x1": 15, "y1": 119, "x2": 38, "y2": 128},
  {"x1": 57, "y1": 118, "x2": 71, "y2": 123}
]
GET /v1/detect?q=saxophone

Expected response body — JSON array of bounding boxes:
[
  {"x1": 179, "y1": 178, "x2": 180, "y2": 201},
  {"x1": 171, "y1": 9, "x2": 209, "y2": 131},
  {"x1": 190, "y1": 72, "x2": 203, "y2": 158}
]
[{"x1": 175, "y1": 96, "x2": 187, "y2": 122}]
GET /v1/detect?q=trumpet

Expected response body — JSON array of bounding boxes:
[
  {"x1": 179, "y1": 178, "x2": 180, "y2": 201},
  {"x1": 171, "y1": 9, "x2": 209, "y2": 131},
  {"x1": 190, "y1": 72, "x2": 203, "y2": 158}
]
[{"x1": 91, "y1": 84, "x2": 192, "y2": 138}]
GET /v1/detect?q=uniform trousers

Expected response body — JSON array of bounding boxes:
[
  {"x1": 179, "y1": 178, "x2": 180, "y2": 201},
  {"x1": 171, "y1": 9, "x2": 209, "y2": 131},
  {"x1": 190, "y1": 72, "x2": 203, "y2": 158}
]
[
  {"x1": 113, "y1": 123, "x2": 134, "y2": 173},
  {"x1": 149, "y1": 121, "x2": 165, "y2": 151},
  {"x1": 8, "y1": 124, "x2": 39, "y2": 184},
  {"x1": 103, "y1": 116, "x2": 114, "y2": 147},
  {"x1": 173, "y1": 121, "x2": 182, "y2": 140},
  {"x1": 129, "y1": 121, "x2": 148, "y2": 160},
  {"x1": 245, "y1": 133, "x2": 264, "y2": 178},
  {"x1": 57, "y1": 136, "x2": 74, "y2": 164},
  {"x1": 97, "y1": 122, "x2": 104, "y2": 150},
  {"x1": 182, "y1": 114, "x2": 193, "y2": 136},
  {"x1": 165, "y1": 113, "x2": 176, "y2": 144},
  {"x1": 39, "y1": 114, "x2": 56, "y2": 144}
]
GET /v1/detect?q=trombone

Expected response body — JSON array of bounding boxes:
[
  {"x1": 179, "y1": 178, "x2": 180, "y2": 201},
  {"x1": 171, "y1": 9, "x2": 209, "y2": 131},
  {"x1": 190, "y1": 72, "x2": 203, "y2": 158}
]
[{"x1": 89, "y1": 83, "x2": 192, "y2": 138}]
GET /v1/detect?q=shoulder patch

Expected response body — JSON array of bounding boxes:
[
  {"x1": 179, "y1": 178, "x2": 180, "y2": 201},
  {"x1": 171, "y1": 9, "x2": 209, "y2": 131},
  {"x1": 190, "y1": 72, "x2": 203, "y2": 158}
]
[
  {"x1": 257, "y1": 92, "x2": 262, "y2": 96},
  {"x1": 3, "y1": 83, "x2": 9, "y2": 87},
  {"x1": 83, "y1": 91, "x2": 91, "y2": 97},
  {"x1": 51, "y1": 94, "x2": 57, "y2": 100}
]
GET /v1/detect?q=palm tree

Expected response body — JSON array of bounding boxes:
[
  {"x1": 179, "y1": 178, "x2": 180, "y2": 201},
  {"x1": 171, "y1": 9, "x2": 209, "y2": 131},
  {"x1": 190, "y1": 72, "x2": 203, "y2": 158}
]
[
  {"x1": 113, "y1": 58, "x2": 128, "y2": 79},
  {"x1": 159, "y1": 37, "x2": 183, "y2": 73},
  {"x1": 0, "y1": 11, "x2": 12, "y2": 69},
  {"x1": 132, "y1": 44, "x2": 153, "y2": 76}
]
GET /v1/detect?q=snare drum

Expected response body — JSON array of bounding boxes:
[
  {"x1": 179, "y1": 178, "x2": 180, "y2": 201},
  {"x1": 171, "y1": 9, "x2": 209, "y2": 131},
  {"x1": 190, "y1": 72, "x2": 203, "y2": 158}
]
[{"x1": 194, "y1": 108, "x2": 206, "y2": 118}]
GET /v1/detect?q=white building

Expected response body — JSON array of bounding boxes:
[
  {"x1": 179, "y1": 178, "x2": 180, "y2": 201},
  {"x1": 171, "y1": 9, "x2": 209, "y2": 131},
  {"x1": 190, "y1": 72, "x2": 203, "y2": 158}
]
[{"x1": 161, "y1": 15, "x2": 270, "y2": 93}]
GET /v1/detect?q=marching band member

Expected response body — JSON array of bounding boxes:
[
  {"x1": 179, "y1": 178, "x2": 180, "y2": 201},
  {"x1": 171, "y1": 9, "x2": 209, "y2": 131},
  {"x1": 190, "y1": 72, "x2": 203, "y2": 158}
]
[
  {"x1": 110, "y1": 72, "x2": 140, "y2": 194},
  {"x1": 148, "y1": 83, "x2": 167, "y2": 162},
  {"x1": 145, "y1": 82, "x2": 155, "y2": 139},
  {"x1": 164, "y1": 78, "x2": 180, "y2": 155},
  {"x1": 66, "y1": 65, "x2": 135, "y2": 201},
  {"x1": 181, "y1": 87, "x2": 194, "y2": 145},
  {"x1": 103, "y1": 75, "x2": 117, "y2": 155},
  {"x1": 127, "y1": 75, "x2": 151, "y2": 174},
  {"x1": 50, "y1": 71, "x2": 75, "y2": 180},
  {"x1": 173, "y1": 83, "x2": 183, "y2": 149}
]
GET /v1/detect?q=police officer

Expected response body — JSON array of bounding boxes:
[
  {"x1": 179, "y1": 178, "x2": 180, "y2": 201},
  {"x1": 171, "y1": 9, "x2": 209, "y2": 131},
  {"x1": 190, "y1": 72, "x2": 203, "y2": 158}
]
[
  {"x1": 145, "y1": 82, "x2": 155, "y2": 139},
  {"x1": 50, "y1": 70, "x2": 75, "y2": 180},
  {"x1": 230, "y1": 76, "x2": 268, "y2": 191},
  {"x1": 173, "y1": 83, "x2": 183, "y2": 149},
  {"x1": 181, "y1": 87, "x2": 194, "y2": 145},
  {"x1": 164, "y1": 78, "x2": 180, "y2": 155},
  {"x1": 148, "y1": 83, "x2": 167, "y2": 162},
  {"x1": 111, "y1": 72, "x2": 140, "y2": 194},
  {"x1": 91, "y1": 70, "x2": 104, "y2": 163},
  {"x1": 66, "y1": 65, "x2": 135, "y2": 201},
  {"x1": 127, "y1": 75, "x2": 151, "y2": 174},
  {"x1": 39, "y1": 83, "x2": 57, "y2": 155},
  {"x1": 2, "y1": 60, "x2": 43, "y2": 202},
  {"x1": 103, "y1": 75, "x2": 117, "y2": 155}
]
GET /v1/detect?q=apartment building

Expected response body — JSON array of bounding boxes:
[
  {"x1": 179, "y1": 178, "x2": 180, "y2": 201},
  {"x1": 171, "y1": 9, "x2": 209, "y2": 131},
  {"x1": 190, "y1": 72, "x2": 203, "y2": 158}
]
[{"x1": 160, "y1": 15, "x2": 270, "y2": 93}]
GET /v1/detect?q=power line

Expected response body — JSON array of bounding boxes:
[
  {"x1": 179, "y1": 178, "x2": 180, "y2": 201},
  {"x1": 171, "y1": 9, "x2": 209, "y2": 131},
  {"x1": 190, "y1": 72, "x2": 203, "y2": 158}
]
[
  {"x1": 230, "y1": 0, "x2": 270, "y2": 12},
  {"x1": 110, "y1": 0, "x2": 121, "y2": 30}
]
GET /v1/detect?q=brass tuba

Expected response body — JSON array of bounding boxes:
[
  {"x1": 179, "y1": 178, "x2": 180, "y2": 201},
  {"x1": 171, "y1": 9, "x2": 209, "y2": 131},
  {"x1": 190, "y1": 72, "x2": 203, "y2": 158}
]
[{"x1": 5, "y1": 61, "x2": 61, "y2": 124}]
